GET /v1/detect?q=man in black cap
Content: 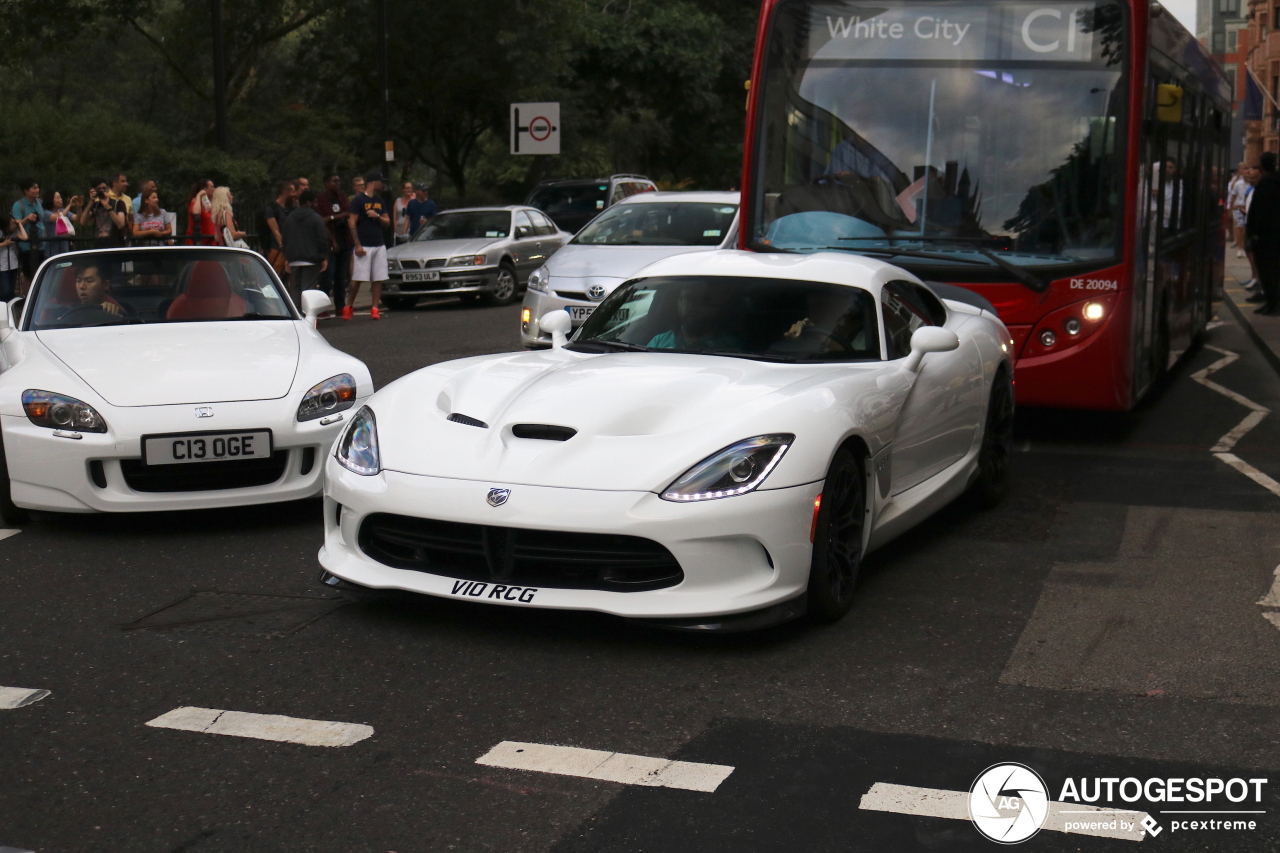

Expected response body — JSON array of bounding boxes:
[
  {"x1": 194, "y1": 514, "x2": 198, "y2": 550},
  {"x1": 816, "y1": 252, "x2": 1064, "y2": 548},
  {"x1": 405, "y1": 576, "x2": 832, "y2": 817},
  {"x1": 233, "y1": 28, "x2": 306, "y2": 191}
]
[
  {"x1": 406, "y1": 183, "x2": 438, "y2": 235},
  {"x1": 1246, "y1": 151, "x2": 1280, "y2": 316},
  {"x1": 344, "y1": 171, "x2": 390, "y2": 320}
]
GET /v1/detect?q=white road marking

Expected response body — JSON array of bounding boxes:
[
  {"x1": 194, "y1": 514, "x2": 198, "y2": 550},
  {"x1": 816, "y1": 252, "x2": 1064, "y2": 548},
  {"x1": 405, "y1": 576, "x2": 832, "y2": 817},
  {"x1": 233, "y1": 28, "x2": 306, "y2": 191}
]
[
  {"x1": 1207, "y1": 319, "x2": 1226, "y2": 330},
  {"x1": 146, "y1": 707, "x2": 373, "y2": 747},
  {"x1": 0, "y1": 846, "x2": 36, "y2": 853},
  {"x1": 1191, "y1": 346, "x2": 1280, "y2": 497},
  {"x1": 475, "y1": 741, "x2": 734, "y2": 793},
  {"x1": 859, "y1": 782, "x2": 1147, "y2": 841},
  {"x1": 0, "y1": 529, "x2": 20, "y2": 543},
  {"x1": 0, "y1": 687, "x2": 50, "y2": 709}
]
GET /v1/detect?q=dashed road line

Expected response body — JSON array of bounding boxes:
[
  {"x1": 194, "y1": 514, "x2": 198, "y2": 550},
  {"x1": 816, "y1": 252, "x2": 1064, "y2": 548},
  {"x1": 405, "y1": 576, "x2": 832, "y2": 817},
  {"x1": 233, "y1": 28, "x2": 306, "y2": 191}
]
[
  {"x1": 145, "y1": 707, "x2": 373, "y2": 747},
  {"x1": 858, "y1": 782, "x2": 1148, "y2": 841},
  {"x1": 476, "y1": 741, "x2": 734, "y2": 792},
  {"x1": 0, "y1": 687, "x2": 50, "y2": 709},
  {"x1": 0, "y1": 529, "x2": 20, "y2": 543},
  {"x1": 1191, "y1": 345, "x2": 1280, "y2": 498}
]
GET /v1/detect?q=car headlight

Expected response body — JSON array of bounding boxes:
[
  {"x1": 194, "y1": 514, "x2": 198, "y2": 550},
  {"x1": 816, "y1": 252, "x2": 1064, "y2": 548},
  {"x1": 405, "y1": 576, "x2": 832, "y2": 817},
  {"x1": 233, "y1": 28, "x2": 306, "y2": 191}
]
[
  {"x1": 335, "y1": 406, "x2": 379, "y2": 475},
  {"x1": 388, "y1": 259, "x2": 401, "y2": 270},
  {"x1": 528, "y1": 266, "x2": 549, "y2": 293},
  {"x1": 297, "y1": 374, "x2": 357, "y2": 422},
  {"x1": 661, "y1": 434, "x2": 793, "y2": 502},
  {"x1": 21, "y1": 389, "x2": 107, "y2": 433},
  {"x1": 448, "y1": 254, "x2": 486, "y2": 267}
]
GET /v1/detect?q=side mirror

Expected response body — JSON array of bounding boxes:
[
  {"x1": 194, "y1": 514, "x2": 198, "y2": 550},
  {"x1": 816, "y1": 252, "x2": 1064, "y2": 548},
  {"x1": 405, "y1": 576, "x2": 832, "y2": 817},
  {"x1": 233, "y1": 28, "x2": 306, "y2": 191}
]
[
  {"x1": 300, "y1": 290, "x2": 334, "y2": 327},
  {"x1": 515, "y1": 226, "x2": 532, "y2": 239},
  {"x1": 903, "y1": 326, "x2": 959, "y2": 373},
  {"x1": 540, "y1": 310, "x2": 572, "y2": 349}
]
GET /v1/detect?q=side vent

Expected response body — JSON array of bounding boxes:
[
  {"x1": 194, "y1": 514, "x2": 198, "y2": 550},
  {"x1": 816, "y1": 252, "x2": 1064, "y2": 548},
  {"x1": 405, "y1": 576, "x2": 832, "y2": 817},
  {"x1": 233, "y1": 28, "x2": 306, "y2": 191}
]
[
  {"x1": 512, "y1": 424, "x2": 577, "y2": 441},
  {"x1": 448, "y1": 413, "x2": 489, "y2": 429}
]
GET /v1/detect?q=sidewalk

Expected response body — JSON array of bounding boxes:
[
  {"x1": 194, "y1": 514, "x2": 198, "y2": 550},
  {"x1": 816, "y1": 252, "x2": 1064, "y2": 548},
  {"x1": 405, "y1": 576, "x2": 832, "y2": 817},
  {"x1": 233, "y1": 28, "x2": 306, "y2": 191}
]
[{"x1": 1223, "y1": 250, "x2": 1280, "y2": 375}]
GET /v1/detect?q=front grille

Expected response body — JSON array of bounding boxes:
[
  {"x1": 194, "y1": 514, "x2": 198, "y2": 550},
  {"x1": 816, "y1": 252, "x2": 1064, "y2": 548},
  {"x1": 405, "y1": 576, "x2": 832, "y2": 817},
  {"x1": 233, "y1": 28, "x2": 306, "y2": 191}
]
[
  {"x1": 358, "y1": 513, "x2": 684, "y2": 592},
  {"x1": 554, "y1": 290, "x2": 589, "y2": 300},
  {"x1": 424, "y1": 258, "x2": 446, "y2": 268},
  {"x1": 397, "y1": 259, "x2": 444, "y2": 270},
  {"x1": 399, "y1": 259, "x2": 420, "y2": 270},
  {"x1": 121, "y1": 452, "x2": 290, "y2": 493}
]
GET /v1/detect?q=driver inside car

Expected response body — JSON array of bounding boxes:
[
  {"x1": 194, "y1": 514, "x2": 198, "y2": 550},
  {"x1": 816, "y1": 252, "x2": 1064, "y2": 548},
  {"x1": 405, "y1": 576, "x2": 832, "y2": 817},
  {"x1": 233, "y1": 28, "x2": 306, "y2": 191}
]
[
  {"x1": 646, "y1": 285, "x2": 743, "y2": 351},
  {"x1": 74, "y1": 263, "x2": 123, "y2": 315}
]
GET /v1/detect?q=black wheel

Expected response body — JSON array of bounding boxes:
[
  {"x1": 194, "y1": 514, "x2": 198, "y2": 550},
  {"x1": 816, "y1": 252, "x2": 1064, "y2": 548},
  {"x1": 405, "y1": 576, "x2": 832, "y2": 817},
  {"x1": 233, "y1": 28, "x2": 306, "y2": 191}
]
[
  {"x1": 807, "y1": 447, "x2": 866, "y2": 623},
  {"x1": 0, "y1": 433, "x2": 30, "y2": 526},
  {"x1": 382, "y1": 296, "x2": 418, "y2": 311},
  {"x1": 482, "y1": 264, "x2": 518, "y2": 306},
  {"x1": 970, "y1": 368, "x2": 1014, "y2": 509}
]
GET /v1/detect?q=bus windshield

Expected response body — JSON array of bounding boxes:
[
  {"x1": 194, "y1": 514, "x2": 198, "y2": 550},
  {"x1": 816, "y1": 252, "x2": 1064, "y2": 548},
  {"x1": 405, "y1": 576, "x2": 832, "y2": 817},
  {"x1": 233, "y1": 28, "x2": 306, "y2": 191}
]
[{"x1": 751, "y1": 0, "x2": 1127, "y2": 276}]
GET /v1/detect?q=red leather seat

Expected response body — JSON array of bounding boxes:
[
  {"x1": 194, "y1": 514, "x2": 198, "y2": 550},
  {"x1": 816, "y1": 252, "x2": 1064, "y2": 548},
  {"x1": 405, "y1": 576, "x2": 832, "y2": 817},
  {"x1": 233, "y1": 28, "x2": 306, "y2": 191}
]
[{"x1": 166, "y1": 261, "x2": 245, "y2": 320}]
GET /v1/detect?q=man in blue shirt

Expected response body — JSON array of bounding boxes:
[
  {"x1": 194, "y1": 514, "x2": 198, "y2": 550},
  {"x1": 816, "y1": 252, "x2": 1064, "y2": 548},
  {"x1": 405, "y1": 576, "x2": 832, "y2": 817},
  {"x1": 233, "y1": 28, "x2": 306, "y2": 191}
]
[
  {"x1": 344, "y1": 171, "x2": 391, "y2": 320},
  {"x1": 405, "y1": 183, "x2": 438, "y2": 235},
  {"x1": 12, "y1": 179, "x2": 45, "y2": 284}
]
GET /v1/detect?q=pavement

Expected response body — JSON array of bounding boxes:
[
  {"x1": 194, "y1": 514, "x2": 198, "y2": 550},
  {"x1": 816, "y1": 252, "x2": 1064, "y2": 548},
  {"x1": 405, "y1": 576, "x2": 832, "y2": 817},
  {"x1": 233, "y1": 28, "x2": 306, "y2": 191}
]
[
  {"x1": 4, "y1": 291, "x2": 1280, "y2": 852},
  {"x1": 1225, "y1": 250, "x2": 1280, "y2": 374}
]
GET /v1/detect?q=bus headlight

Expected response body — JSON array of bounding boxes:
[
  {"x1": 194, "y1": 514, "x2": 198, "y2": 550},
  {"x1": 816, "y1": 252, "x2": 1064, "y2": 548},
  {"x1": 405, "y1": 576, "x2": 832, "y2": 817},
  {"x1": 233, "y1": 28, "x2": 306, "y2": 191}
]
[{"x1": 1083, "y1": 301, "x2": 1105, "y2": 321}]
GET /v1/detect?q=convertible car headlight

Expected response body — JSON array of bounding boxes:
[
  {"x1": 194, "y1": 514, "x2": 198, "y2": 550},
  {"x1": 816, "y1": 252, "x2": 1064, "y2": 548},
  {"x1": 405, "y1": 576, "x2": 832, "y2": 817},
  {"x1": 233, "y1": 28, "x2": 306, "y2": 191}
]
[
  {"x1": 297, "y1": 374, "x2": 357, "y2": 422},
  {"x1": 527, "y1": 266, "x2": 549, "y2": 293},
  {"x1": 335, "y1": 406, "x2": 379, "y2": 475},
  {"x1": 21, "y1": 389, "x2": 107, "y2": 433},
  {"x1": 448, "y1": 254, "x2": 486, "y2": 267},
  {"x1": 661, "y1": 434, "x2": 794, "y2": 502}
]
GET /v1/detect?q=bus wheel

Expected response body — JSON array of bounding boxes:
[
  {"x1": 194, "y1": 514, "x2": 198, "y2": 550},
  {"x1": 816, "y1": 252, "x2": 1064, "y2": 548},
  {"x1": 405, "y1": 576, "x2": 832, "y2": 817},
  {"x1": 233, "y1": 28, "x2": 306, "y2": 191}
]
[
  {"x1": 807, "y1": 447, "x2": 865, "y2": 623},
  {"x1": 971, "y1": 368, "x2": 1014, "y2": 509}
]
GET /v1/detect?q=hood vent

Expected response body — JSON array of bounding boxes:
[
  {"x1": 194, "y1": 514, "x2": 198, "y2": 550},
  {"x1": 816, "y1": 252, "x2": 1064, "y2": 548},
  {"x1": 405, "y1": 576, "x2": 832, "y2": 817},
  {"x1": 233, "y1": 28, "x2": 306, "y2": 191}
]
[
  {"x1": 448, "y1": 413, "x2": 489, "y2": 429},
  {"x1": 512, "y1": 424, "x2": 577, "y2": 441}
]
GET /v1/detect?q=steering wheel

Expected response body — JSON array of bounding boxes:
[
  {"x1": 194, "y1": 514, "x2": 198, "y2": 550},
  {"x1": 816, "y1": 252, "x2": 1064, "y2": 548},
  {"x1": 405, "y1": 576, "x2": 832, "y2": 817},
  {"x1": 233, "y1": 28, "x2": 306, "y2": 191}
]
[
  {"x1": 54, "y1": 304, "x2": 128, "y2": 326},
  {"x1": 793, "y1": 324, "x2": 861, "y2": 354}
]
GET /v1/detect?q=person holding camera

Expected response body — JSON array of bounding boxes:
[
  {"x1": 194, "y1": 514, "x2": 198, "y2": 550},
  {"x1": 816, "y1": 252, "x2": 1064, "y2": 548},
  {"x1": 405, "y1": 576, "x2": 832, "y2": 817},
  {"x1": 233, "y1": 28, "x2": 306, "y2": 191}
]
[{"x1": 78, "y1": 178, "x2": 129, "y2": 248}]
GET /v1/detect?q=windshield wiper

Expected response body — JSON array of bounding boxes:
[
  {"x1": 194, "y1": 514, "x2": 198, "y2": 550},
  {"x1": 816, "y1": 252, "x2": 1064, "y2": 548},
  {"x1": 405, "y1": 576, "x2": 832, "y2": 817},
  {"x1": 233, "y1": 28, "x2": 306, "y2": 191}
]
[
  {"x1": 701, "y1": 351, "x2": 798, "y2": 363},
  {"x1": 565, "y1": 340, "x2": 650, "y2": 353},
  {"x1": 836, "y1": 237, "x2": 1048, "y2": 293},
  {"x1": 828, "y1": 245, "x2": 990, "y2": 266}
]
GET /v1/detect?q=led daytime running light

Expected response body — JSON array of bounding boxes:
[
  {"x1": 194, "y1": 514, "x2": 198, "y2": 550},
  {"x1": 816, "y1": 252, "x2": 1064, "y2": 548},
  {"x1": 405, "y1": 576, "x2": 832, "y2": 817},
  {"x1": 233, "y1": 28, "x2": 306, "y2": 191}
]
[
  {"x1": 336, "y1": 406, "x2": 380, "y2": 476},
  {"x1": 661, "y1": 434, "x2": 793, "y2": 502}
]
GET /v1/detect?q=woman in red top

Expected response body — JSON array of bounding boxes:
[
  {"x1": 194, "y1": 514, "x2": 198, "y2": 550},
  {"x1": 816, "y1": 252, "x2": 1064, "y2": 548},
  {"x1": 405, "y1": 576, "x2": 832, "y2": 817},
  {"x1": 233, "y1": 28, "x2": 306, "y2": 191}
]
[{"x1": 185, "y1": 179, "x2": 216, "y2": 245}]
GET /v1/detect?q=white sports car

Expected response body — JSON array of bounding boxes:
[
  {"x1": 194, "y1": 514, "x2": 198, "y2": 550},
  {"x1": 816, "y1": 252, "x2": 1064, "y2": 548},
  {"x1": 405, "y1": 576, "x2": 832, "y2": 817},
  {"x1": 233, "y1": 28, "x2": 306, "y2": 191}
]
[
  {"x1": 0, "y1": 247, "x2": 372, "y2": 522},
  {"x1": 319, "y1": 251, "x2": 1013, "y2": 629}
]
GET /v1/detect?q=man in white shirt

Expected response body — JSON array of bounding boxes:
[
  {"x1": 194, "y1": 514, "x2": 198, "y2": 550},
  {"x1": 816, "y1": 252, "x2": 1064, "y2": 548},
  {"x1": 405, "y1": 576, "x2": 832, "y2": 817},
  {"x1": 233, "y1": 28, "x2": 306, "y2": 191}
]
[{"x1": 1228, "y1": 162, "x2": 1251, "y2": 258}]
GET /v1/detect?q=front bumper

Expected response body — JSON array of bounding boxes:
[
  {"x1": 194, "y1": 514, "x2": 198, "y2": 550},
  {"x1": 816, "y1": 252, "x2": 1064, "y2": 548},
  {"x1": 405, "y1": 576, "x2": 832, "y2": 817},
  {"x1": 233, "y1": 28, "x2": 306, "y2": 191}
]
[
  {"x1": 3, "y1": 396, "x2": 365, "y2": 513},
  {"x1": 520, "y1": 288, "x2": 596, "y2": 348},
  {"x1": 319, "y1": 458, "x2": 820, "y2": 620},
  {"x1": 386, "y1": 267, "x2": 499, "y2": 297}
]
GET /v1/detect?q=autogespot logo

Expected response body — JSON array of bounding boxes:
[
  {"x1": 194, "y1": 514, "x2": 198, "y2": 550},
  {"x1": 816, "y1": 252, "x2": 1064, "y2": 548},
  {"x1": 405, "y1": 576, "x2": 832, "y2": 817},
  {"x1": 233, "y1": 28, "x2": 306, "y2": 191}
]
[{"x1": 969, "y1": 763, "x2": 1050, "y2": 844}]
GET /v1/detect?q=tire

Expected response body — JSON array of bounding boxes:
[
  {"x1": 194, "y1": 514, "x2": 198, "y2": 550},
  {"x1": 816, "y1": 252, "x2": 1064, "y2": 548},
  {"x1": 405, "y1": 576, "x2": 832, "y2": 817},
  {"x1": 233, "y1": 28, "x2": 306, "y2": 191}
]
[
  {"x1": 482, "y1": 264, "x2": 518, "y2": 306},
  {"x1": 970, "y1": 368, "x2": 1014, "y2": 509},
  {"x1": 0, "y1": 433, "x2": 30, "y2": 526},
  {"x1": 807, "y1": 447, "x2": 866, "y2": 623},
  {"x1": 382, "y1": 296, "x2": 418, "y2": 311}
]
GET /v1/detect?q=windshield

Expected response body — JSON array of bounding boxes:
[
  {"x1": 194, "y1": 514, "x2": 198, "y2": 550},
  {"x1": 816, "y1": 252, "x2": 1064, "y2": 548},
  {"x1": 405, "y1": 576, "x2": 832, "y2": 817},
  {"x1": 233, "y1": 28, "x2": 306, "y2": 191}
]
[
  {"x1": 751, "y1": 0, "x2": 1127, "y2": 275},
  {"x1": 573, "y1": 275, "x2": 880, "y2": 362},
  {"x1": 27, "y1": 250, "x2": 294, "y2": 330},
  {"x1": 574, "y1": 202, "x2": 739, "y2": 246},
  {"x1": 414, "y1": 211, "x2": 510, "y2": 241},
  {"x1": 528, "y1": 184, "x2": 609, "y2": 222}
]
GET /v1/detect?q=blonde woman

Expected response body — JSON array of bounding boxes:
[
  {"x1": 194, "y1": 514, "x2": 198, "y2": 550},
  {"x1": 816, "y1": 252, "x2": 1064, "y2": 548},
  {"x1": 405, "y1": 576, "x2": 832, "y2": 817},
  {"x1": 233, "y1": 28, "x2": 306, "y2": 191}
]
[{"x1": 211, "y1": 186, "x2": 246, "y2": 247}]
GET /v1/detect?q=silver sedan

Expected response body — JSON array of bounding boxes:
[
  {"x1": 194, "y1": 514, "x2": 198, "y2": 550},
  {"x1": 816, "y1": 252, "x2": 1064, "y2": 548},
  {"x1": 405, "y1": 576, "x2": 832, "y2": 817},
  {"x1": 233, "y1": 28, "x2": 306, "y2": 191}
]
[{"x1": 383, "y1": 206, "x2": 571, "y2": 309}]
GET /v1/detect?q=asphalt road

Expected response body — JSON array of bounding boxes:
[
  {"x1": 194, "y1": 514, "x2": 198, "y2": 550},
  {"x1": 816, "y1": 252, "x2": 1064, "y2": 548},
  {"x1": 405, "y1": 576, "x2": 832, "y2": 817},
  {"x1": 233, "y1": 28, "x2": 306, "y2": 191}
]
[{"x1": 3, "y1": 295, "x2": 1280, "y2": 852}]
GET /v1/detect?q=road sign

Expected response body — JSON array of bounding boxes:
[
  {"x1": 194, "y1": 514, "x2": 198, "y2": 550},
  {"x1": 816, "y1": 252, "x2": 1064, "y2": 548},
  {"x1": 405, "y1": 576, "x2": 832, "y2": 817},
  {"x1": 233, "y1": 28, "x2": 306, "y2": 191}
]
[{"x1": 511, "y1": 103, "x2": 560, "y2": 155}]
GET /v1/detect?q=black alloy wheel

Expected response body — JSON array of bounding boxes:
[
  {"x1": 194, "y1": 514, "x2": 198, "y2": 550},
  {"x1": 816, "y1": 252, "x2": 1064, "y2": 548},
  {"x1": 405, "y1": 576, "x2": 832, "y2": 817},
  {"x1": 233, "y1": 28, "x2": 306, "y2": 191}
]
[
  {"x1": 807, "y1": 447, "x2": 866, "y2": 623},
  {"x1": 971, "y1": 368, "x2": 1014, "y2": 509},
  {"x1": 0, "y1": 433, "x2": 30, "y2": 526},
  {"x1": 382, "y1": 296, "x2": 418, "y2": 311},
  {"x1": 483, "y1": 264, "x2": 518, "y2": 306}
]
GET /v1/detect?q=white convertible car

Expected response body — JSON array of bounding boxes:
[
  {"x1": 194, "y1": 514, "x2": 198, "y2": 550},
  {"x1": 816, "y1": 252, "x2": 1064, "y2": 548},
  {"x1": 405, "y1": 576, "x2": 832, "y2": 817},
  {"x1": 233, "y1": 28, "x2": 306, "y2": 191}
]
[
  {"x1": 0, "y1": 247, "x2": 372, "y2": 522},
  {"x1": 319, "y1": 251, "x2": 1013, "y2": 629}
]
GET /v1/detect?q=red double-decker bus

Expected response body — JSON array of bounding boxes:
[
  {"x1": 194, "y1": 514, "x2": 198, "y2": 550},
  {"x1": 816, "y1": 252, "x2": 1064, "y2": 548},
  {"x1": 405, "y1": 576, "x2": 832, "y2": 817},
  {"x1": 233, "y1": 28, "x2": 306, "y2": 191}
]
[{"x1": 740, "y1": 0, "x2": 1232, "y2": 409}]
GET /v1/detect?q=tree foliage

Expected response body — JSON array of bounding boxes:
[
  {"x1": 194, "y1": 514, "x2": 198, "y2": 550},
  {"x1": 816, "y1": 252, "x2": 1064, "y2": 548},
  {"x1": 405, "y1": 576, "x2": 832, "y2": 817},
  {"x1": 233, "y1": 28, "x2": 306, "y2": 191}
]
[{"x1": 0, "y1": 0, "x2": 760, "y2": 213}]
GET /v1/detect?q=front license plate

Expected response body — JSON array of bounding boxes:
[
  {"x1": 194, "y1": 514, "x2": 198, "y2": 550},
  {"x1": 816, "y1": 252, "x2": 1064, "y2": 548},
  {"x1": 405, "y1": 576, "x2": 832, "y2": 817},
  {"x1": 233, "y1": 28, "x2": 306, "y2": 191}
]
[
  {"x1": 568, "y1": 306, "x2": 594, "y2": 324},
  {"x1": 143, "y1": 430, "x2": 273, "y2": 466},
  {"x1": 449, "y1": 579, "x2": 539, "y2": 604},
  {"x1": 402, "y1": 271, "x2": 440, "y2": 283}
]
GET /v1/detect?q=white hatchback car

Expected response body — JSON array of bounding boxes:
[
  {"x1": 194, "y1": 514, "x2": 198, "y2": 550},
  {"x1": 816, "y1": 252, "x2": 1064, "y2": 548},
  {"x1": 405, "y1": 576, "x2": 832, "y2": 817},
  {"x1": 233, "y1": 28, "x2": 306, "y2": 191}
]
[
  {"x1": 0, "y1": 247, "x2": 372, "y2": 522},
  {"x1": 519, "y1": 191, "x2": 739, "y2": 347}
]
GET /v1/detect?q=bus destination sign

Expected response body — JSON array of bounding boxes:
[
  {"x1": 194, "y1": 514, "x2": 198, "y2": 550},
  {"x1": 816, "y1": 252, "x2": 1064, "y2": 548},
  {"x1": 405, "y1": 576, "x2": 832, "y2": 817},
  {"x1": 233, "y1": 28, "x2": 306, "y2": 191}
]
[{"x1": 809, "y1": 3, "x2": 1098, "y2": 62}]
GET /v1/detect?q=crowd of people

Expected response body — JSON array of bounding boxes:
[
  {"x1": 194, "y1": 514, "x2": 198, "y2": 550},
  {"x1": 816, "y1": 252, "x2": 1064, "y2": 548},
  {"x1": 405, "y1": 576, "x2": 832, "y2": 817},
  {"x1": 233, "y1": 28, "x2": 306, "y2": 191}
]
[{"x1": 2, "y1": 170, "x2": 438, "y2": 318}]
